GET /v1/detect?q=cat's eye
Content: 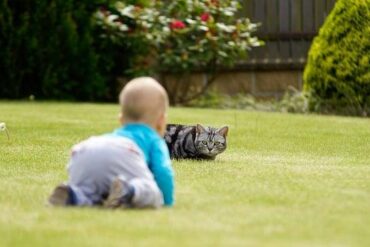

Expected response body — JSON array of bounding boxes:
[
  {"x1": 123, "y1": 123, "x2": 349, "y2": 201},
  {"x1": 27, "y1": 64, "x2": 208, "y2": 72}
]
[
  {"x1": 215, "y1": 141, "x2": 220, "y2": 145},
  {"x1": 202, "y1": 141, "x2": 207, "y2": 145}
]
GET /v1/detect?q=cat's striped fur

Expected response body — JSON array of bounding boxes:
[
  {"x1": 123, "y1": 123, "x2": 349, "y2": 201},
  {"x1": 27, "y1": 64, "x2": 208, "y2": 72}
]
[{"x1": 164, "y1": 124, "x2": 229, "y2": 160}]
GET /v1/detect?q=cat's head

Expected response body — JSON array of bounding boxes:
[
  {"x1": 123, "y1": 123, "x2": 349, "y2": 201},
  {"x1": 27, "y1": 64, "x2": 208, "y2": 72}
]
[{"x1": 194, "y1": 124, "x2": 228, "y2": 157}]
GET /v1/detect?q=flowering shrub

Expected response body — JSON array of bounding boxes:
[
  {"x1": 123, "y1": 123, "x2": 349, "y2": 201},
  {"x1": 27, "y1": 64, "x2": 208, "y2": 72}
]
[
  {"x1": 95, "y1": 1, "x2": 164, "y2": 74},
  {"x1": 95, "y1": 0, "x2": 262, "y2": 103}
]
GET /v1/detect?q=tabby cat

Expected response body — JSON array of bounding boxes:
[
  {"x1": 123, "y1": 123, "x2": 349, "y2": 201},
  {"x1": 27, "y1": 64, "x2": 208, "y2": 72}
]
[{"x1": 164, "y1": 124, "x2": 229, "y2": 160}]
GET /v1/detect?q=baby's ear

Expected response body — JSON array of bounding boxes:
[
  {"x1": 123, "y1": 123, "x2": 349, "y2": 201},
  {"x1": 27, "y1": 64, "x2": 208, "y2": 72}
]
[
  {"x1": 217, "y1": 126, "x2": 229, "y2": 137},
  {"x1": 118, "y1": 112, "x2": 124, "y2": 125},
  {"x1": 196, "y1": 124, "x2": 207, "y2": 134}
]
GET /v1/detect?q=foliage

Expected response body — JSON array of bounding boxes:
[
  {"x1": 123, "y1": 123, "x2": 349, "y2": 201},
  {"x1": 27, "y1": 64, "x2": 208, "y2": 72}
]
[
  {"x1": 157, "y1": 0, "x2": 261, "y2": 73},
  {"x1": 0, "y1": 0, "x2": 261, "y2": 103},
  {"x1": 187, "y1": 87, "x2": 310, "y2": 114},
  {"x1": 278, "y1": 87, "x2": 310, "y2": 114},
  {"x1": 303, "y1": 0, "x2": 370, "y2": 116},
  {"x1": 95, "y1": 0, "x2": 262, "y2": 104},
  {"x1": 0, "y1": 0, "x2": 122, "y2": 101},
  {"x1": 95, "y1": 1, "x2": 164, "y2": 77}
]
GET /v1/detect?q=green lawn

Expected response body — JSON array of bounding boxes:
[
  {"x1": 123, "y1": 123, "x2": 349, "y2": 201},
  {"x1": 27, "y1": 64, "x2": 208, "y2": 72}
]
[{"x1": 0, "y1": 102, "x2": 369, "y2": 247}]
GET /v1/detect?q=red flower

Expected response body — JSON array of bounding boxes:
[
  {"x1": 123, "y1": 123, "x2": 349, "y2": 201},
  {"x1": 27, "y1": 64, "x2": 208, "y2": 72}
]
[
  {"x1": 200, "y1": 13, "x2": 210, "y2": 22},
  {"x1": 170, "y1": 20, "x2": 186, "y2": 29}
]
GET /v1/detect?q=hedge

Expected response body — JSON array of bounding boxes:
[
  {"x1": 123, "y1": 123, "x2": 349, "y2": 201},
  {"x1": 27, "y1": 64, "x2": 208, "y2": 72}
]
[{"x1": 0, "y1": 0, "x2": 124, "y2": 101}]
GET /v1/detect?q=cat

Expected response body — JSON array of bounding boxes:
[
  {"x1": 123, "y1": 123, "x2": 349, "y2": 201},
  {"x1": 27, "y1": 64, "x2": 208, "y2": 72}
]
[{"x1": 164, "y1": 124, "x2": 229, "y2": 160}]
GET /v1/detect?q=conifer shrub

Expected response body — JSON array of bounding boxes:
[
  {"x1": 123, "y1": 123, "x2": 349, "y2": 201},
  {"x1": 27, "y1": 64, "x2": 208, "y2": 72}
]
[{"x1": 303, "y1": 0, "x2": 370, "y2": 116}]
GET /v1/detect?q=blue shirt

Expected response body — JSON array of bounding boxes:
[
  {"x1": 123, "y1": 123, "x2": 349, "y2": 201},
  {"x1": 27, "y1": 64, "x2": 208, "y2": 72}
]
[{"x1": 110, "y1": 123, "x2": 174, "y2": 206}]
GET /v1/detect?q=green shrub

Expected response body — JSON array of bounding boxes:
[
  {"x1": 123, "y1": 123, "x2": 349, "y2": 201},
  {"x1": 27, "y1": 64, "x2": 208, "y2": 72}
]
[
  {"x1": 303, "y1": 0, "x2": 370, "y2": 116},
  {"x1": 187, "y1": 88, "x2": 310, "y2": 114},
  {"x1": 96, "y1": 0, "x2": 262, "y2": 104},
  {"x1": 0, "y1": 0, "x2": 122, "y2": 101},
  {"x1": 277, "y1": 87, "x2": 310, "y2": 114}
]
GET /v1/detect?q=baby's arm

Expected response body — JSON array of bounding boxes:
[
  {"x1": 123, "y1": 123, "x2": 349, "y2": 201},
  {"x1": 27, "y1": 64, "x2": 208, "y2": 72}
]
[{"x1": 149, "y1": 139, "x2": 175, "y2": 206}]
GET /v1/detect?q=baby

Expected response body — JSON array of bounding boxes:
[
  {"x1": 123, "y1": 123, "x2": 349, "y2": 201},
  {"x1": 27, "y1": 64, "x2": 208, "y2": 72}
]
[{"x1": 48, "y1": 77, "x2": 174, "y2": 208}]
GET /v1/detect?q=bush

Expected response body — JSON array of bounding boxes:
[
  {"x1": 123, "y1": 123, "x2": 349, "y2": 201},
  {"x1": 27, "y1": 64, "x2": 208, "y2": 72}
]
[
  {"x1": 96, "y1": 0, "x2": 262, "y2": 104},
  {"x1": 94, "y1": 0, "x2": 161, "y2": 78},
  {"x1": 303, "y1": 0, "x2": 370, "y2": 116},
  {"x1": 277, "y1": 87, "x2": 310, "y2": 114},
  {"x1": 187, "y1": 88, "x2": 310, "y2": 114},
  {"x1": 0, "y1": 0, "x2": 121, "y2": 101}
]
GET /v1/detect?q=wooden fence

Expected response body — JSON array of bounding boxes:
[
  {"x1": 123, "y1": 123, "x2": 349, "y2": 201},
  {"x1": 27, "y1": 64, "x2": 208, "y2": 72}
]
[{"x1": 238, "y1": 0, "x2": 336, "y2": 70}]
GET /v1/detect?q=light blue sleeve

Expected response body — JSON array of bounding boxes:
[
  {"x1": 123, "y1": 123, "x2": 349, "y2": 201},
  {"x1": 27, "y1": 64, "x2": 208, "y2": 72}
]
[{"x1": 149, "y1": 139, "x2": 175, "y2": 206}]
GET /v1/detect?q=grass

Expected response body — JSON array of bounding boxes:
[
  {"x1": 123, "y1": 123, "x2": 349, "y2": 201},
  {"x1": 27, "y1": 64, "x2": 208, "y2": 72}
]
[{"x1": 0, "y1": 102, "x2": 369, "y2": 247}]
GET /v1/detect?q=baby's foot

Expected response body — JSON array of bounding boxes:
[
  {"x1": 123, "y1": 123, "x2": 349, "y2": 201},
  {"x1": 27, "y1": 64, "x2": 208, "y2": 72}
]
[
  {"x1": 48, "y1": 183, "x2": 74, "y2": 206},
  {"x1": 104, "y1": 177, "x2": 134, "y2": 209}
]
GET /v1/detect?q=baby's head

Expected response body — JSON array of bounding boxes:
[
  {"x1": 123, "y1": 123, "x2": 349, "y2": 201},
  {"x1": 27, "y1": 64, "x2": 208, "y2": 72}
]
[{"x1": 119, "y1": 77, "x2": 169, "y2": 136}]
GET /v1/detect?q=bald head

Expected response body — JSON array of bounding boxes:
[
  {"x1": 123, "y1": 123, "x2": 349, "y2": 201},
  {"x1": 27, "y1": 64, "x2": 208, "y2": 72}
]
[{"x1": 119, "y1": 77, "x2": 169, "y2": 126}]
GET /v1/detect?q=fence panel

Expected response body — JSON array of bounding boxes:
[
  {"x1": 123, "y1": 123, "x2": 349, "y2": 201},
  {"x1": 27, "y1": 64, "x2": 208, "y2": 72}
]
[
  {"x1": 279, "y1": 0, "x2": 290, "y2": 32},
  {"x1": 291, "y1": 0, "x2": 303, "y2": 32},
  {"x1": 302, "y1": 0, "x2": 314, "y2": 32},
  {"x1": 240, "y1": 0, "x2": 336, "y2": 70}
]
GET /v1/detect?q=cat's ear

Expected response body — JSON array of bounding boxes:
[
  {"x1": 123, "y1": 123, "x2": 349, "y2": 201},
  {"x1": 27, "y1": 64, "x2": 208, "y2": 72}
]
[
  {"x1": 196, "y1": 124, "x2": 207, "y2": 134},
  {"x1": 217, "y1": 126, "x2": 229, "y2": 137}
]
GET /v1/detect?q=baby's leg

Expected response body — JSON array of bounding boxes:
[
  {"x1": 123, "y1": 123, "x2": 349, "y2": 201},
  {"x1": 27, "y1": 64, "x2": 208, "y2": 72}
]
[
  {"x1": 69, "y1": 185, "x2": 94, "y2": 205},
  {"x1": 66, "y1": 137, "x2": 117, "y2": 205},
  {"x1": 105, "y1": 176, "x2": 163, "y2": 209},
  {"x1": 48, "y1": 183, "x2": 93, "y2": 206},
  {"x1": 129, "y1": 178, "x2": 163, "y2": 208}
]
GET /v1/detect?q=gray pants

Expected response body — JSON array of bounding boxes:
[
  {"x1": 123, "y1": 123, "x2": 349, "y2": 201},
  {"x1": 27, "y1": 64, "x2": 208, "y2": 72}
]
[{"x1": 67, "y1": 136, "x2": 163, "y2": 208}]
